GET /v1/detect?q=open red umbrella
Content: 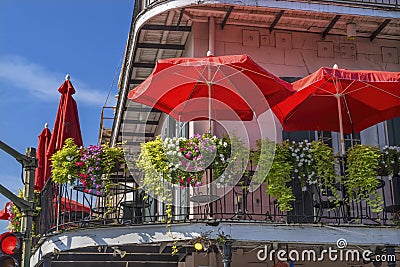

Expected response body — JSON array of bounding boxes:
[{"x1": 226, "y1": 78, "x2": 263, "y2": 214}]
[
  {"x1": 128, "y1": 54, "x2": 293, "y2": 123},
  {"x1": 0, "y1": 202, "x2": 11, "y2": 220},
  {"x1": 273, "y1": 67, "x2": 400, "y2": 154},
  {"x1": 34, "y1": 123, "x2": 52, "y2": 191},
  {"x1": 47, "y1": 76, "x2": 83, "y2": 158}
]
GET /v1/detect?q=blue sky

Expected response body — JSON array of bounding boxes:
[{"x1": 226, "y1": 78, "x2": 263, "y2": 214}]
[{"x1": 0, "y1": 1, "x2": 133, "y2": 230}]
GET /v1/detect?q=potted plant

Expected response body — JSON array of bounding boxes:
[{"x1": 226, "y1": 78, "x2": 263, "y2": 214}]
[
  {"x1": 137, "y1": 133, "x2": 232, "y2": 192},
  {"x1": 51, "y1": 138, "x2": 125, "y2": 195},
  {"x1": 344, "y1": 144, "x2": 383, "y2": 212},
  {"x1": 253, "y1": 139, "x2": 338, "y2": 212},
  {"x1": 257, "y1": 140, "x2": 295, "y2": 212},
  {"x1": 137, "y1": 133, "x2": 233, "y2": 254}
]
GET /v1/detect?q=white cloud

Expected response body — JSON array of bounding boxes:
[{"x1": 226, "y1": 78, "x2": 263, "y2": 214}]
[{"x1": 0, "y1": 55, "x2": 106, "y2": 106}]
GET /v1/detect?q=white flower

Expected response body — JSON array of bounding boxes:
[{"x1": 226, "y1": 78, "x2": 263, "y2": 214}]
[
  {"x1": 66, "y1": 156, "x2": 73, "y2": 161},
  {"x1": 223, "y1": 142, "x2": 228, "y2": 148}
]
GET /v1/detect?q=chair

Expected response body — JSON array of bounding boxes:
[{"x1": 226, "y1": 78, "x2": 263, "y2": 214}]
[
  {"x1": 311, "y1": 184, "x2": 344, "y2": 223},
  {"x1": 118, "y1": 190, "x2": 152, "y2": 224}
]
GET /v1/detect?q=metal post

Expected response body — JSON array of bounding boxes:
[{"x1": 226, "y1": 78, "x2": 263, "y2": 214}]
[
  {"x1": 0, "y1": 141, "x2": 37, "y2": 267},
  {"x1": 221, "y1": 241, "x2": 232, "y2": 267},
  {"x1": 21, "y1": 147, "x2": 36, "y2": 267}
]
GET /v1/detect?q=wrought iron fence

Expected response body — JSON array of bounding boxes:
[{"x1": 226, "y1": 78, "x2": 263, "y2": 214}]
[
  {"x1": 35, "y1": 170, "x2": 400, "y2": 241},
  {"x1": 132, "y1": 0, "x2": 399, "y2": 17}
]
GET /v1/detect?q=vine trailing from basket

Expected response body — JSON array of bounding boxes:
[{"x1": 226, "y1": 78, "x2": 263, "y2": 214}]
[
  {"x1": 254, "y1": 139, "x2": 338, "y2": 211},
  {"x1": 51, "y1": 138, "x2": 125, "y2": 196},
  {"x1": 137, "y1": 133, "x2": 233, "y2": 254},
  {"x1": 345, "y1": 144, "x2": 383, "y2": 212}
]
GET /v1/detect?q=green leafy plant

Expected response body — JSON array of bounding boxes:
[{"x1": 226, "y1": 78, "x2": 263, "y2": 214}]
[
  {"x1": 8, "y1": 190, "x2": 41, "y2": 233},
  {"x1": 253, "y1": 139, "x2": 338, "y2": 211},
  {"x1": 345, "y1": 144, "x2": 383, "y2": 212},
  {"x1": 264, "y1": 141, "x2": 295, "y2": 211},
  {"x1": 51, "y1": 138, "x2": 125, "y2": 195},
  {"x1": 309, "y1": 141, "x2": 339, "y2": 201},
  {"x1": 137, "y1": 134, "x2": 232, "y2": 189},
  {"x1": 137, "y1": 134, "x2": 234, "y2": 255},
  {"x1": 50, "y1": 138, "x2": 80, "y2": 184}
]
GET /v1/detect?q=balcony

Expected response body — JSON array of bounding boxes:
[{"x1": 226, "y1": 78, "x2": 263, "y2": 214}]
[{"x1": 34, "y1": 171, "x2": 399, "y2": 240}]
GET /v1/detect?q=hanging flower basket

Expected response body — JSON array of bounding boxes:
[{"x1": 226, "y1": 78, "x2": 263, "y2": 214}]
[
  {"x1": 137, "y1": 133, "x2": 232, "y2": 191},
  {"x1": 51, "y1": 138, "x2": 125, "y2": 195}
]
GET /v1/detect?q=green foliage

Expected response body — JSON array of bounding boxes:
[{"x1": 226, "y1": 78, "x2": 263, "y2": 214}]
[
  {"x1": 101, "y1": 143, "x2": 125, "y2": 180},
  {"x1": 8, "y1": 190, "x2": 41, "y2": 233},
  {"x1": 51, "y1": 138, "x2": 80, "y2": 184},
  {"x1": 310, "y1": 141, "x2": 339, "y2": 201},
  {"x1": 345, "y1": 144, "x2": 383, "y2": 212},
  {"x1": 253, "y1": 139, "x2": 338, "y2": 212},
  {"x1": 51, "y1": 138, "x2": 125, "y2": 197},
  {"x1": 136, "y1": 136, "x2": 170, "y2": 198},
  {"x1": 265, "y1": 141, "x2": 295, "y2": 211}
]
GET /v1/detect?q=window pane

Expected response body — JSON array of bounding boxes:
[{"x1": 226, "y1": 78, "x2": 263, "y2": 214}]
[{"x1": 387, "y1": 117, "x2": 400, "y2": 146}]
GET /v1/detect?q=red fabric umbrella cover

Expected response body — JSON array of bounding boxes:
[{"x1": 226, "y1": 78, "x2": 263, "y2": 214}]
[
  {"x1": 0, "y1": 202, "x2": 11, "y2": 220},
  {"x1": 55, "y1": 197, "x2": 90, "y2": 213},
  {"x1": 34, "y1": 124, "x2": 52, "y2": 191},
  {"x1": 273, "y1": 67, "x2": 400, "y2": 134},
  {"x1": 128, "y1": 54, "x2": 294, "y2": 122},
  {"x1": 47, "y1": 79, "x2": 83, "y2": 158}
]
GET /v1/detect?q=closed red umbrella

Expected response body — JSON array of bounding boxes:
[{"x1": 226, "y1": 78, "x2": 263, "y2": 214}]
[
  {"x1": 0, "y1": 202, "x2": 11, "y2": 220},
  {"x1": 47, "y1": 76, "x2": 83, "y2": 158},
  {"x1": 34, "y1": 123, "x2": 52, "y2": 191},
  {"x1": 128, "y1": 54, "x2": 293, "y2": 123},
  {"x1": 273, "y1": 67, "x2": 400, "y2": 154}
]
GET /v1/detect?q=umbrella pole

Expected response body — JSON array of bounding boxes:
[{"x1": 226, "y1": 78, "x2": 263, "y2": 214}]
[
  {"x1": 208, "y1": 82, "x2": 212, "y2": 134},
  {"x1": 336, "y1": 95, "x2": 346, "y2": 156}
]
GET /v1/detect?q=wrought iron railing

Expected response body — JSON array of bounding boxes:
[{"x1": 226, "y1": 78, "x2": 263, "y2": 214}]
[
  {"x1": 132, "y1": 0, "x2": 399, "y2": 17},
  {"x1": 35, "y1": 170, "x2": 400, "y2": 242}
]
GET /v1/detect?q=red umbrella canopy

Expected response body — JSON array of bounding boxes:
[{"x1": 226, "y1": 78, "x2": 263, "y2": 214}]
[
  {"x1": 47, "y1": 78, "x2": 83, "y2": 157},
  {"x1": 55, "y1": 197, "x2": 90, "y2": 213},
  {"x1": 273, "y1": 67, "x2": 400, "y2": 134},
  {"x1": 128, "y1": 54, "x2": 293, "y2": 122},
  {"x1": 34, "y1": 124, "x2": 52, "y2": 191},
  {"x1": 0, "y1": 202, "x2": 11, "y2": 220}
]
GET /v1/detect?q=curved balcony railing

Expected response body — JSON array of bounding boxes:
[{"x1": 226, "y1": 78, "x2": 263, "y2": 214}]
[
  {"x1": 132, "y1": 0, "x2": 399, "y2": 18},
  {"x1": 34, "y1": 169, "x2": 400, "y2": 246}
]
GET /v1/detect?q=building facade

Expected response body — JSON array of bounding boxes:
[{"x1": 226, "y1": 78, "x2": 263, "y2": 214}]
[{"x1": 32, "y1": 0, "x2": 400, "y2": 266}]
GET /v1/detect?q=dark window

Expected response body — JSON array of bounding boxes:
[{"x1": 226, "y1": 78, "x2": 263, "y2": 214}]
[
  {"x1": 282, "y1": 131, "x2": 315, "y2": 142},
  {"x1": 387, "y1": 117, "x2": 400, "y2": 146}
]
